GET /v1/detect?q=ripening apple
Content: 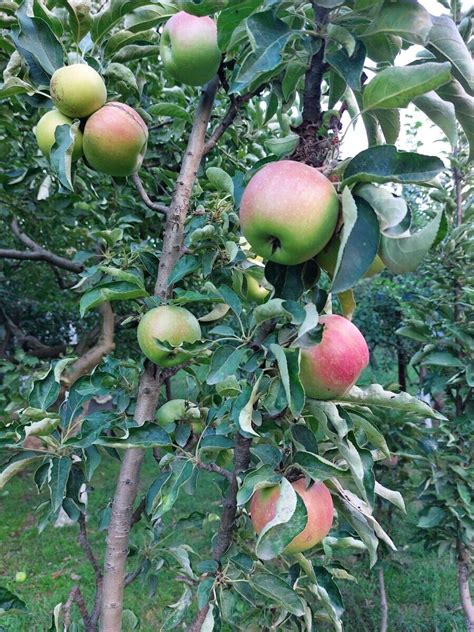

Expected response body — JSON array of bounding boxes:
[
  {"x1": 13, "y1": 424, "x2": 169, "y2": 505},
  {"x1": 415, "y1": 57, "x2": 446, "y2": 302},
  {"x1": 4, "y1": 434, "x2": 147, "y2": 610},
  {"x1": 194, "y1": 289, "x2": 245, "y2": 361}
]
[
  {"x1": 35, "y1": 109, "x2": 83, "y2": 161},
  {"x1": 240, "y1": 161, "x2": 339, "y2": 266},
  {"x1": 137, "y1": 306, "x2": 201, "y2": 368},
  {"x1": 83, "y1": 102, "x2": 148, "y2": 177},
  {"x1": 299, "y1": 314, "x2": 369, "y2": 400},
  {"x1": 250, "y1": 478, "x2": 334, "y2": 554},
  {"x1": 316, "y1": 234, "x2": 385, "y2": 278},
  {"x1": 50, "y1": 64, "x2": 106, "y2": 118},
  {"x1": 160, "y1": 11, "x2": 221, "y2": 86},
  {"x1": 156, "y1": 399, "x2": 201, "y2": 426}
]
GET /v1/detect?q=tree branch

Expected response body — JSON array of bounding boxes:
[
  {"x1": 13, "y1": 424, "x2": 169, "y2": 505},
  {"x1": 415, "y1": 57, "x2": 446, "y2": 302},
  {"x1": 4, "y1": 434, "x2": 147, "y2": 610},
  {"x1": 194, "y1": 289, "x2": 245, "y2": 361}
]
[
  {"x1": 101, "y1": 78, "x2": 219, "y2": 632},
  {"x1": 63, "y1": 585, "x2": 91, "y2": 631},
  {"x1": 78, "y1": 514, "x2": 103, "y2": 628},
  {"x1": 132, "y1": 174, "x2": 169, "y2": 215},
  {"x1": 2, "y1": 313, "x2": 67, "y2": 359},
  {"x1": 63, "y1": 302, "x2": 115, "y2": 387},
  {"x1": 0, "y1": 218, "x2": 84, "y2": 273},
  {"x1": 194, "y1": 460, "x2": 233, "y2": 481},
  {"x1": 302, "y1": 5, "x2": 330, "y2": 124},
  {"x1": 203, "y1": 90, "x2": 256, "y2": 156},
  {"x1": 189, "y1": 433, "x2": 251, "y2": 632}
]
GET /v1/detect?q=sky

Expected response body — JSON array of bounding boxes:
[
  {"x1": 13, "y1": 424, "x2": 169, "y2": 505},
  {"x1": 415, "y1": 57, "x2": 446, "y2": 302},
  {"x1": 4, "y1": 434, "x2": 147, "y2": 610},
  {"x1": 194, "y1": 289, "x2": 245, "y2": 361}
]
[{"x1": 340, "y1": 0, "x2": 472, "y2": 158}]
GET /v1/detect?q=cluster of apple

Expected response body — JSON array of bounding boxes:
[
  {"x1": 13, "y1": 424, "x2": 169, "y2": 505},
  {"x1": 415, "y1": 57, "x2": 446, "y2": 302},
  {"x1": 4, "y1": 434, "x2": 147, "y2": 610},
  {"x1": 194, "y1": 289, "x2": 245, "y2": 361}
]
[
  {"x1": 136, "y1": 162, "x2": 373, "y2": 554},
  {"x1": 35, "y1": 64, "x2": 148, "y2": 177},
  {"x1": 35, "y1": 10, "x2": 222, "y2": 176}
]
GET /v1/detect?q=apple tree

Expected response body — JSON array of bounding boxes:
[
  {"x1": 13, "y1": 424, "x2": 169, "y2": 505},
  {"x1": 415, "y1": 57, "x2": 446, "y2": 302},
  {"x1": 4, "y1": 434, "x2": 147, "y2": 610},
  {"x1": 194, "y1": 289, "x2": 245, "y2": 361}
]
[{"x1": 0, "y1": 0, "x2": 472, "y2": 630}]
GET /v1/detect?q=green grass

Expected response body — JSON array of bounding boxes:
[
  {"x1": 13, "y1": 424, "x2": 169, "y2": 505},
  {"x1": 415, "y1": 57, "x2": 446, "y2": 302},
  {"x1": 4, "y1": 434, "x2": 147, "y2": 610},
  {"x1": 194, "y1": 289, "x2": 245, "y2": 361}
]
[{"x1": 0, "y1": 456, "x2": 466, "y2": 632}]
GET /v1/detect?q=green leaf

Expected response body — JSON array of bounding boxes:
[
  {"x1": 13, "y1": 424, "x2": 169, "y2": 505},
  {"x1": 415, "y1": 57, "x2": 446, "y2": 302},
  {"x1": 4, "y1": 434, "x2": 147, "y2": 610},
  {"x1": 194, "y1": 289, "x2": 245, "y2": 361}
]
[
  {"x1": 80, "y1": 281, "x2": 148, "y2": 316},
  {"x1": 355, "y1": 183, "x2": 408, "y2": 231},
  {"x1": 417, "y1": 506, "x2": 446, "y2": 528},
  {"x1": 255, "y1": 479, "x2": 308, "y2": 560},
  {"x1": 331, "y1": 187, "x2": 357, "y2": 284},
  {"x1": 270, "y1": 344, "x2": 304, "y2": 417},
  {"x1": 206, "y1": 346, "x2": 247, "y2": 385},
  {"x1": 251, "y1": 573, "x2": 305, "y2": 616},
  {"x1": 217, "y1": 0, "x2": 263, "y2": 51},
  {"x1": 162, "y1": 587, "x2": 192, "y2": 631},
  {"x1": 50, "y1": 123, "x2": 77, "y2": 191},
  {"x1": 148, "y1": 102, "x2": 190, "y2": 121},
  {"x1": 436, "y1": 79, "x2": 474, "y2": 162},
  {"x1": 29, "y1": 368, "x2": 60, "y2": 409},
  {"x1": 167, "y1": 255, "x2": 200, "y2": 285},
  {"x1": 0, "y1": 76, "x2": 36, "y2": 99},
  {"x1": 264, "y1": 132, "x2": 299, "y2": 157},
  {"x1": 427, "y1": 15, "x2": 473, "y2": 96},
  {"x1": 229, "y1": 10, "x2": 292, "y2": 94},
  {"x1": 325, "y1": 40, "x2": 365, "y2": 91},
  {"x1": 265, "y1": 260, "x2": 319, "y2": 301},
  {"x1": 332, "y1": 195, "x2": 380, "y2": 294},
  {"x1": 254, "y1": 298, "x2": 291, "y2": 325},
  {"x1": 363, "y1": 62, "x2": 451, "y2": 111},
  {"x1": 96, "y1": 423, "x2": 171, "y2": 448},
  {"x1": 373, "y1": 108, "x2": 400, "y2": 144},
  {"x1": 238, "y1": 378, "x2": 262, "y2": 436},
  {"x1": 104, "y1": 29, "x2": 157, "y2": 58},
  {"x1": 32, "y1": 0, "x2": 63, "y2": 38},
  {"x1": 375, "y1": 481, "x2": 405, "y2": 513},
  {"x1": 420, "y1": 351, "x2": 465, "y2": 368},
  {"x1": 12, "y1": 0, "x2": 64, "y2": 80},
  {"x1": 413, "y1": 91, "x2": 458, "y2": 147},
  {"x1": 112, "y1": 43, "x2": 160, "y2": 62},
  {"x1": 91, "y1": 0, "x2": 152, "y2": 43},
  {"x1": 48, "y1": 457, "x2": 71, "y2": 513},
  {"x1": 293, "y1": 451, "x2": 347, "y2": 480},
  {"x1": 56, "y1": 0, "x2": 91, "y2": 42},
  {"x1": 342, "y1": 145, "x2": 445, "y2": 187},
  {"x1": 312, "y1": 564, "x2": 344, "y2": 622},
  {"x1": 0, "y1": 586, "x2": 28, "y2": 616},
  {"x1": 0, "y1": 451, "x2": 43, "y2": 490},
  {"x1": 124, "y1": 4, "x2": 172, "y2": 32},
  {"x1": 363, "y1": 0, "x2": 433, "y2": 45},
  {"x1": 380, "y1": 211, "x2": 442, "y2": 274},
  {"x1": 206, "y1": 166, "x2": 234, "y2": 195},
  {"x1": 237, "y1": 464, "x2": 282, "y2": 506},
  {"x1": 338, "y1": 384, "x2": 446, "y2": 420},
  {"x1": 152, "y1": 460, "x2": 194, "y2": 519}
]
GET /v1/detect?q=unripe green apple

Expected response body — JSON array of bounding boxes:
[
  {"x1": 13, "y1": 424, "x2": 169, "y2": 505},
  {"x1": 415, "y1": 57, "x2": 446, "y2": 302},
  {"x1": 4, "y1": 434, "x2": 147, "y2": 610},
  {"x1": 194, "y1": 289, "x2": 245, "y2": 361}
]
[
  {"x1": 316, "y1": 234, "x2": 385, "y2": 279},
  {"x1": 156, "y1": 399, "x2": 201, "y2": 426},
  {"x1": 35, "y1": 109, "x2": 83, "y2": 161},
  {"x1": 83, "y1": 102, "x2": 148, "y2": 177},
  {"x1": 177, "y1": 0, "x2": 229, "y2": 16},
  {"x1": 137, "y1": 306, "x2": 201, "y2": 367},
  {"x1": 50, "y1": 64, "x2": 106, "y2": 118},
  {"x1": 245, "y1": 274, "x2": 270, "y2": 304},
  {"x1": 15, "y1": 571, "x2": 27, "y2": 583},
  {"x1": 160, "y1": 11, "x2": 221, "y2": 86},
  {"x1": 299, "y1": 314, "x2": 369, "y2": 400},
  {"x1": 250, "y1": 478, "x2": 334, "y2": 554},
  {"x1": 240, "y1": 161, "x2": 339, "y2": 266}
]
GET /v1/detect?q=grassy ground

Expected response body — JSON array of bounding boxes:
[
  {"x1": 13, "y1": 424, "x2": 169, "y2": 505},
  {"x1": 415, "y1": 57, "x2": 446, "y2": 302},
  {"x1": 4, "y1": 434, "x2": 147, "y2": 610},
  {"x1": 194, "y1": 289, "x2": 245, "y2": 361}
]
[{"x1": 0, "y1": 455, "x2": 466, "y2": 631}]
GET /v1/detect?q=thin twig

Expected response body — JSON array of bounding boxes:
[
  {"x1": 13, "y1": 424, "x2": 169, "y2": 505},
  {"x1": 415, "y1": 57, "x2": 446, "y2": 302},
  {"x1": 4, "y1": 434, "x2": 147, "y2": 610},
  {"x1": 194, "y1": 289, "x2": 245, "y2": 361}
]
[
  {"x1": 194, "y1": 460, "x2": 233, "y2": 481},
  {"x1": 63, "y1": 585, "x2": 91, "y2": 630},
  {"x1": 132, "y1": 174, "x2": 169, "y2": 215},
  {"x1": 0, "y1": 218, "x2": 84, "y2": 273}
]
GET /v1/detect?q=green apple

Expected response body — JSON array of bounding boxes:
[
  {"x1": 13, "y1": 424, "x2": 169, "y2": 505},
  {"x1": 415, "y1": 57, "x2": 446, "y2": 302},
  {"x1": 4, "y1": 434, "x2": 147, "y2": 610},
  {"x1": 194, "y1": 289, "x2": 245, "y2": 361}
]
[
  {"x1": 156, "y1": 399, "x2": 201, "y2": 426},
  {"x1": 137, "y1": 306, "x2": 201, "y2": 367},
  {"x1": 299, "y1": 314, "x2": 369, "y2": 400},
  {"x1": 50, "y1": 64, "x2": 106, "y2": 118},
  {"x1": 251, "y1": 478, "x2": 334, "y2": 554},
  {"x1": 35, "y1": 109, "x2": 83, "y2": 161},
  {"x1": 83, "y1": 102, "x2": 148, "y2": 177},
  {"x1": 15, "y1": 571, "x2": 27, "y2": 582},
  {"x1": 240, "y1": 160, "x2": 339, "y2": 266},
  {"x1": 160, "y1": 11, "x2": 221, "y2": 86}
]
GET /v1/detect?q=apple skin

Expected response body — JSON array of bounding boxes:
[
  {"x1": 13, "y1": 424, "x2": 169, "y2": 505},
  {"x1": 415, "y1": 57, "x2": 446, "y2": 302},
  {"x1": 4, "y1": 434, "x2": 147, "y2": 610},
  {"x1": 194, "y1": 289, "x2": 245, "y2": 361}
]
[
  {"x1": 316, "y1": 234, "x2": 385, "y2": 278},
  {"x1": 156, "y1": 399, "x2": 201, "y2": 426},
  {"x1": 250, "y1": 478, "x2": 334, "y2": 554},
  {"x1": 160, "y1": 12, "x2": 221, "y2": 86},
  {"x1": 83, "y1": 102, "x2": 148, "y2": 177},
  {"x1": 300, "y1": 314, "x2": 369, "y2": 400},
  {"x1": 35, "y1": 109, "x2": 83, "y2": 161},
  {"x1": 240, "y1": 161, "x2": 339, "y2": 266},
  {"x1": 50, "y1": 64, "x2": 107, "y2": 118},
  {"x1": 137, "y1": 306, "x2": 201, "y2": 368}
]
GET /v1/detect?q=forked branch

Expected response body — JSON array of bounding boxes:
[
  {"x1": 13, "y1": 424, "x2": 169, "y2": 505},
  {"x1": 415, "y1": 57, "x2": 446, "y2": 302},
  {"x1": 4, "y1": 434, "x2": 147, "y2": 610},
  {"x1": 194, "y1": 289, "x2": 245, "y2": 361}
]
[{"x1": 132, "y1": 174, "x2": 170, "y2": 215}]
